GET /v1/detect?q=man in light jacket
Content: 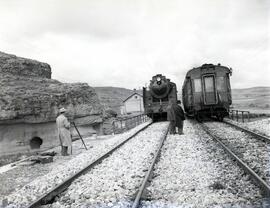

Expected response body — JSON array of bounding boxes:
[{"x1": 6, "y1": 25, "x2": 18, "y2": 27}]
[{"x1": 56, "y1": 108, "x2": 72, "y2": 156}]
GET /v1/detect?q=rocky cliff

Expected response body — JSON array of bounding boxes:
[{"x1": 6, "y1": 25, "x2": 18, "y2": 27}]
[
  {"x1": 0, "y1": 51, "x2": 103, "y2": 125},
  {"x1": 0, "y1": 51, "x2": 51, "y2": 78}
]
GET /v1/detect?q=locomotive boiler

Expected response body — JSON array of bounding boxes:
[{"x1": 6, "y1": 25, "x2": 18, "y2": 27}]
[
  {"x1": 143, "y1": 74, "x2": 177, "y2": 121},
  {"x1": 182, "y1": 63, "x2": 232, "y2": 121}
]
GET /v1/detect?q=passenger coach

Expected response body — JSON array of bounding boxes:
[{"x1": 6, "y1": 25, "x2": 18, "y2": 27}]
[{"x1": 182, "y1": 63, "x2": 232, "y2": 121}]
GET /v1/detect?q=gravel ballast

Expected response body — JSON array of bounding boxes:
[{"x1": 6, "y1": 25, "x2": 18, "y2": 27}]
[
  {"x1": 0, "y1": 121, "x2": 151, "y2": 208},
  {"x1": 225, "y1": 118, "x2": 270, "y2": 137},
  {"x1": 142, "y1": 120, "x2": 264, "y2": 208},
  {"x1": 49, "y1": 122, "x2": 169, "y2": 208}
]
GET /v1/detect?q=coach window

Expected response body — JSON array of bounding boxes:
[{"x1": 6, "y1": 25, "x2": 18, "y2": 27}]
[
  {"x1": 217, "y1": 77, "x2": 225, "y2": 91},
  {"x1": 194, "y1": 79, "x2": 202, "y2": 92}
]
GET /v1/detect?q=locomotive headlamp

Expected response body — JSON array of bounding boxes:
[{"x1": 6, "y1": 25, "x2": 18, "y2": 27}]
[{"x1": 156, "y1": 77, "x2": 161, "y2": 82}]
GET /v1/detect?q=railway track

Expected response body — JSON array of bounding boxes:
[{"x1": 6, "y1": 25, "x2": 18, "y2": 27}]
[
  {"x1": 132, "y1": 123, "x2": 170, "y2": 208},
  {"x1": 131, "y1": 119, "x2": 264, "y2": 207},
  {"x1": 199, "y1": 122, "x2": 270, "y2": 197},
  {"x1": 204, "y1": 120, "x2": 270, "y2": 181},
  {"x1": 5, "y1": 119, "x2": 267, "y2": 207},
  {"x1": 23, "y1": 122, "x2": 154, "y2": 208},
  {"x1": 20, "y1": 121, "x2": 170, "y2": 208}
]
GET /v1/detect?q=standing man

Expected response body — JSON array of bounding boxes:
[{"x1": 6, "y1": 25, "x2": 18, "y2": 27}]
[
  {"x1": 167, "y1": 100, "x2": 176, "y2": 134},
  {"x1": 175, "y1": 100, "x2": 185, "y2": 135},
  {"x1": 56, "y1": 108, "x2": 72, "y2": 156}
]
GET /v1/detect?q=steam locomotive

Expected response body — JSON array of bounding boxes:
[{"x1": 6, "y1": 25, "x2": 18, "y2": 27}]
[
  {"x1": 143, "y1": 74, "x2": 178, "y2": 121},
  {"x1": 182, "y1": 63, "x2": 232, "y2": 121}
]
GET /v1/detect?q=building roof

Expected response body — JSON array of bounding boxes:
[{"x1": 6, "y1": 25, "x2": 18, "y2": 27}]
[{"x1": 123, "y1": 92, "x2": 142, "y2": 102}]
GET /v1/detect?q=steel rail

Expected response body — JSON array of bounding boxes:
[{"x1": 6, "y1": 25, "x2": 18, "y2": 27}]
[
  {"x1": 223, "y1": 120, "x2": 270, "y2": 143},
  {"x1": 26, "y1": 121, "x2": 153, "y2": 208},
  {"x1": 132, "y1": 123, "x2": 170, "y2": 208},
  {"x1": 200, "y1": 123, "x2": 270, "y2": 197}
]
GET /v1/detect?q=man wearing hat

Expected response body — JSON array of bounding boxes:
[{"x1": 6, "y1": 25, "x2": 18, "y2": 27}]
[
  {"x1": 175, "y1": 100, "x2": 185, "y2": 135},
  {"x1": 167, "y1": 100, "x2": 177, "y2": 134},
  {"x1": 56, "y1": 108, "x2": 72, "y2": 156}
]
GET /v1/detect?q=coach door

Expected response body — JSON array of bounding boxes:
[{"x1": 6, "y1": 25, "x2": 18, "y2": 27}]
[{"x1": 203, "y1": 75, "x2": 217, "y2": 105}]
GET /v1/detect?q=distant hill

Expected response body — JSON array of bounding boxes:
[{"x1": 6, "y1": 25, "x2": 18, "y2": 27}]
[
  {"x1": 232, "y1": 87, "x2": 270, "y2": 111},
  {"x1": 232, "y1": 87, "x2": 270, "y2": 94},
  {"x1": 94, "y1": 87, "x2": 142, "y2": 114}
]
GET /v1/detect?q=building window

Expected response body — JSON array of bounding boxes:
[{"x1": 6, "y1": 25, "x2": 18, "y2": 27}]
[{"x1": 135, "y1": 96, "x2": 137, "y2": 99}]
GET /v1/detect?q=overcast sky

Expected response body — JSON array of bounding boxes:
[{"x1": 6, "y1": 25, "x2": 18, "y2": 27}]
[{"x1": 0, "y1": 0, "x2": 269, "y2": 89}]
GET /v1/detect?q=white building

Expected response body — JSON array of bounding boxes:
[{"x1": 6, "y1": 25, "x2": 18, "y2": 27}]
[{"x1": 122, "y1": 92, "x2": 144, "y2": 114}]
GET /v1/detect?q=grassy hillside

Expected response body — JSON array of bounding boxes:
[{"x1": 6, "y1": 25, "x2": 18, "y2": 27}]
[
  {"x1": 94, "y1": 87, "x2": 142, "y2": 114},
  {"x1": 232, "y1": 87, "x2": 270, "y2": 109}
]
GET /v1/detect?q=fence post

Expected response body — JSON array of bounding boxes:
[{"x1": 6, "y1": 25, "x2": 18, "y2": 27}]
[
  {"x1": 231, "y1": 110, "x2": 234, "y2": 120},
  {"x1": 248, "y1": 112, "x2": 250, "y2": 122},
  {"x1": 236, "y1": 110, "x2": 239, "y2": 122},
  {"x1": 242, "y1": 111, "x2": 244, "y2": 123}
]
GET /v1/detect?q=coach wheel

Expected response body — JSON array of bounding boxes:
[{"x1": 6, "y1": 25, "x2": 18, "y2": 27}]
[
  {"x1": 195, "y1": 114, "x2": 202, "y2": 122},
  {"x1": 217, "y1": 114, "x2": 224, "y2": 122}
]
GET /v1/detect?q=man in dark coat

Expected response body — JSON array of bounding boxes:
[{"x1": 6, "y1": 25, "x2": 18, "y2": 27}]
[
  {"x1": 175, "y1": 100, "x2": 185, "y2": 134},
  {"x1": 167, "y1": 100, "x2": 176, "y2": 134}
]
